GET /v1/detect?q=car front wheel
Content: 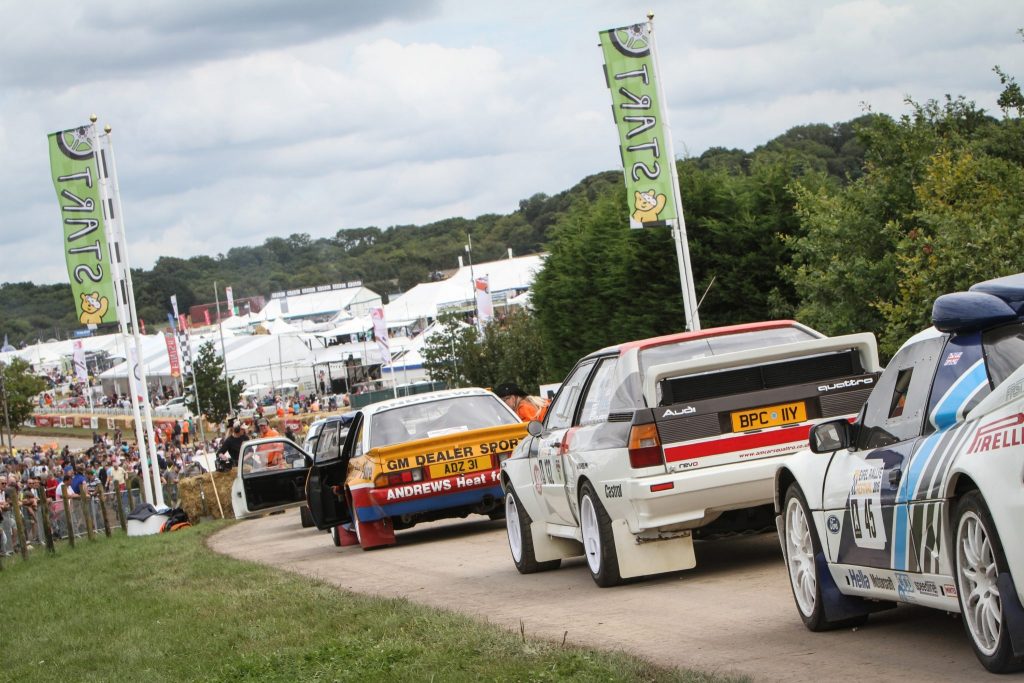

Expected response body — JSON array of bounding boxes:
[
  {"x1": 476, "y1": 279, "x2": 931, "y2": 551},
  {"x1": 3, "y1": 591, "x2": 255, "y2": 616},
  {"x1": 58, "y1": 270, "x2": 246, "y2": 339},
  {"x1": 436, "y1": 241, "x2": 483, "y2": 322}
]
[
  {"x1": 579, "y1": 482, "x2": 623, "y2": 587},
  {"x1": 954, "y1": 491, "x2": 1024, "y2": 673},
  {"x1": 505, "y1": 486, "x2": 560, "y2": 574},
  {"x1": 782, "y1": 483, "x2": 867, "y2": 631}
]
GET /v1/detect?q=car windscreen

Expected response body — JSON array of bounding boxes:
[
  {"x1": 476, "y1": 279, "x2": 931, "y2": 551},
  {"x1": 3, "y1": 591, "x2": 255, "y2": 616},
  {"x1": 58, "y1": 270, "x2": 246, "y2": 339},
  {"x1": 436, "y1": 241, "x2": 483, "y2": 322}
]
[
  {"x1": 369, "y1": 395, "x2": 518, "y2": 449},
  {"x1": 638, "y1": 326, "x2": 819, "y2": 379}
]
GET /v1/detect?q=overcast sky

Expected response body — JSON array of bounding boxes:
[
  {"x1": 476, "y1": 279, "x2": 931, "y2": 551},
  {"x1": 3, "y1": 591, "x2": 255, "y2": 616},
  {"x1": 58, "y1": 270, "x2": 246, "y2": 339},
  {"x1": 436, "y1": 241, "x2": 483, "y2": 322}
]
[{"x1": 2, "y1": 0, "x2": 1021, "y2": 285}]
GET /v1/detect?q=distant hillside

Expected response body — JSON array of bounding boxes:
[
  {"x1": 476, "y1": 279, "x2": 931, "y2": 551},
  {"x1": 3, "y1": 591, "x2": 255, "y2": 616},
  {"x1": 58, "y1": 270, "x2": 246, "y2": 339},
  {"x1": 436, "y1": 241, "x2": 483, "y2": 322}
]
[{"x1": 1, "y1": 120, "x2": 867, "y2": 346}]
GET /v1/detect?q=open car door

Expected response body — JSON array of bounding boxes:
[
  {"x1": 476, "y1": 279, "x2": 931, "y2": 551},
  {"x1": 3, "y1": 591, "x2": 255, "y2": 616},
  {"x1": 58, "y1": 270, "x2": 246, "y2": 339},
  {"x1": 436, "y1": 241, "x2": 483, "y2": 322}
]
[
  {"x1": 230, "y1": 437, "x2": 312, "y2": 518},
  {"x1": 305, "y1": 413, "x2": 360, "y2": 530}
]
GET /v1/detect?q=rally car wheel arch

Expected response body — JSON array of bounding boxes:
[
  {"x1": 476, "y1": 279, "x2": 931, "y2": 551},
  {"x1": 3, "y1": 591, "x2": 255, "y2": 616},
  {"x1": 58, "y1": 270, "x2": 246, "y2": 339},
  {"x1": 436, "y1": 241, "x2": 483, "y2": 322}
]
[
  {"x1": 505, "y1": 485, "x2": 560, "y2": 574},
  {"x1": 579, "y1": 481, "x2": 624, "y2": 587},
  {"x1": 954, "y1": 491, "x2": 1024, "y2": 673},
  {"x1": 346, "y1": 492, "x2": 396, "y2": 550},
  {"x1": 782, "y1": 483, "x2": 868, "y2": 631}
]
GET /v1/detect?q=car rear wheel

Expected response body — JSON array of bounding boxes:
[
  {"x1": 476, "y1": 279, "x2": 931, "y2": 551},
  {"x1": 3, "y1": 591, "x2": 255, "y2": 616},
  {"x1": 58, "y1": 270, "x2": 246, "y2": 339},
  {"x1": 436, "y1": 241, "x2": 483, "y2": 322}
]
[
  {"x1": 954, "y1": 491, "x2": 1024, "y2": 673},
  {"x1": 782, "y1": 483, "x2": 868, "y2": 631},
  {"x1": 505, "y1": 486, "x2": 560, "y2": 574},
  {"x1": 579, "y1": 482, "x2": 623, "y2": 587}
]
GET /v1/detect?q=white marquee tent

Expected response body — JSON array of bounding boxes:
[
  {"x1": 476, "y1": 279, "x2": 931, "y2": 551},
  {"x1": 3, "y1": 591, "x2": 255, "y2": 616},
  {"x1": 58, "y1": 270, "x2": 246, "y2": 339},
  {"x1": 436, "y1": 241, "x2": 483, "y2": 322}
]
[{"x1": 384, "y1": 254, "x2": 543, "y2": 325}]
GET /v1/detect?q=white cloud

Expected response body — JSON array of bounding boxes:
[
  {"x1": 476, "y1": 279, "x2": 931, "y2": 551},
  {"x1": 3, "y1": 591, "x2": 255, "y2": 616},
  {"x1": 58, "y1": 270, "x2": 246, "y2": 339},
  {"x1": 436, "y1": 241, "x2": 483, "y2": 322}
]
[{"x1": 1, "y1": 0, "x2": 1021, "y2": 286}]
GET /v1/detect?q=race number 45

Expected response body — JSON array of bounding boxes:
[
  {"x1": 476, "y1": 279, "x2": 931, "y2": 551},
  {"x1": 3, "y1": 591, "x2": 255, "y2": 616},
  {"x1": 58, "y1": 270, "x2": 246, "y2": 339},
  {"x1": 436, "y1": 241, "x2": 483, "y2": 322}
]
[{"x1": 848, "y1": 467, "x2": 887, "y2": 550}]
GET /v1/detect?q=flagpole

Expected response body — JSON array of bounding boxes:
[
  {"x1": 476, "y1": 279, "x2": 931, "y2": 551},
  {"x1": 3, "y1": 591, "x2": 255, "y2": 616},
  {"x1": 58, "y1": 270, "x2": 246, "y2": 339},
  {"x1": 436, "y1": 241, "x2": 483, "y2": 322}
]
[
  {"x1": 99, "y1": 122, "x2": 165, "y2": 508},
  {"x1": 89, "y1": 119, "x2": 160, "y2": 507},
  {"x1": 647, "y1": 13, "x2": 701, "y2": 331},
  {"x1": 214, "y1": 282, "x2": 234, "y2": 417},
  {"x1": 465, "y1": 234, "x2": 480, "y2": 331}
]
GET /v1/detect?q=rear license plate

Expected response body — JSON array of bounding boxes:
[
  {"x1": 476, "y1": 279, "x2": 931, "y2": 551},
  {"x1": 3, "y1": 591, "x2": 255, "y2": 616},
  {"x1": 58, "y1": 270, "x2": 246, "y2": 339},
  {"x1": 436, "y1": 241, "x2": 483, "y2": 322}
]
[
  {"x1": 731, "y1": 401, "x2": 807, "y2": 432},
  {"x1": 428, "y1": 454, "x2": 492, "y2": 479}
]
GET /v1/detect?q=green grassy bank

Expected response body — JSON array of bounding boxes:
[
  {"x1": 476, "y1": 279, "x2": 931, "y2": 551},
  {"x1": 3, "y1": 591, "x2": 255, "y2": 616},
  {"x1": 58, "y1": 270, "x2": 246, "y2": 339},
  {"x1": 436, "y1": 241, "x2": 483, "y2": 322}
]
[{"x1": 1, "y1": 523, "x2": 742, "y2": 682}]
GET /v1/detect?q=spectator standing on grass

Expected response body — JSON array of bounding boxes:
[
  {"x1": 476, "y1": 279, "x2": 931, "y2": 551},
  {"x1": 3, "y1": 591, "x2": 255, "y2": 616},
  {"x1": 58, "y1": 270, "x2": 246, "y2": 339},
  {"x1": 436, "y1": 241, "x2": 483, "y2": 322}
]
[
  {"x1": 70, "y1": 466, "x2": 87, "y2": 495},
  {"x1": 21, "y1": 478, "x2": 40, "y2": 545},
  {"x1": 0, "y1": 478, "x2": 12, "y2": 555},
  {"x1": 110, "y1": 461, "x2": 127, "y2": 491},
  {"x1": 43, "y1": 471, "x2": 58, "y2": 500},
  {"x1": 216, "y1": 420, "x2": 248, "y2": 468}
]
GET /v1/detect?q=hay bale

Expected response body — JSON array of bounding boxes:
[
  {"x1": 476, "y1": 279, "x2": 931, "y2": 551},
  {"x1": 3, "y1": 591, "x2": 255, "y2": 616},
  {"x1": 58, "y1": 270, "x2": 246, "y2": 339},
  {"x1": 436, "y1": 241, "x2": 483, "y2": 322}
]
[{"x1": 177, "y1": 470, "x2": 236, "y2": 521}]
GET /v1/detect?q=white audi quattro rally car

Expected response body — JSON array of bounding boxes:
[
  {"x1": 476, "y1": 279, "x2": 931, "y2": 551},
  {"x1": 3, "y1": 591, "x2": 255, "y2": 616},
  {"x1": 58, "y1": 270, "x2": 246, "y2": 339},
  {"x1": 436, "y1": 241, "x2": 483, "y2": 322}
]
[
  {"x1": 501, "y1": 320, "x2": 881, "y2": 587},
  {"x1": 775, "y1": 273, "x2": 1024, "y2": 673}
]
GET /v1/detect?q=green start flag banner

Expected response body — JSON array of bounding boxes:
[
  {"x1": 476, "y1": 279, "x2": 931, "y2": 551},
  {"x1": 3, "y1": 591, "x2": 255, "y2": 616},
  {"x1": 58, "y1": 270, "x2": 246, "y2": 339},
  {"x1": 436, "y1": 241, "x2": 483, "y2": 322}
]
[
  {"x1": 48, "y1": 124, "x2": 118, "y2": 325},
  {"x1": 599, "y1": 23, "x2": 678, "y2": 229}
]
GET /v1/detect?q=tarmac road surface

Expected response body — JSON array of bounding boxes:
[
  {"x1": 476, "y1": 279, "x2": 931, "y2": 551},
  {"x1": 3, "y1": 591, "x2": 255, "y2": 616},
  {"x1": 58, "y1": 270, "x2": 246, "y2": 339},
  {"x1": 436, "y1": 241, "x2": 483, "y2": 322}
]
[{"x1": 209, "y1": 509, "x2": 994, "y2": 683}]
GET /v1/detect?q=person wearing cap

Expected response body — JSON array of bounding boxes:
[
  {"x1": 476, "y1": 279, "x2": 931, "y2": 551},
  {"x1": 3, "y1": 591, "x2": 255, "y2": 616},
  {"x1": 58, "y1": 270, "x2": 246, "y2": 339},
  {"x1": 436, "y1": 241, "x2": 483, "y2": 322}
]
[
  {"x1": 255, "y1": 418, "x2": 285, "y2": 468},
  {"x1": 494, "y1": 382, "x2": 550, "y2": 422}
]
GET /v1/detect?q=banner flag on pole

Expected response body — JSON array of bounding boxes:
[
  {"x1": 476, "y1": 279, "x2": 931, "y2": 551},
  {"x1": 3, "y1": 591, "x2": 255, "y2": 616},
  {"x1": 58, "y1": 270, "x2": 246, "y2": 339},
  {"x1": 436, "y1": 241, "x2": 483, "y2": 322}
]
[
  {"x1": 474, "y1": 276, "x2": 493, "y2": 323},
  {"x1": 371, "y1": 307, "x2": 390, "y2": 362},
  {"x1": 72, "y1": 340, "x2": 88, "y2": 383},
  {"x1": 47, "y1": 124, "x2": 119, "y2": 325},
  {"x1": 599, "y1": 23, "x2": 678, "y2": 230},
  {"x1": 226, "y1": 286, "x2": 235, "y2": 316},
  {"x1": 164, "y1": 331, "x2": 181, "y2": 378}
]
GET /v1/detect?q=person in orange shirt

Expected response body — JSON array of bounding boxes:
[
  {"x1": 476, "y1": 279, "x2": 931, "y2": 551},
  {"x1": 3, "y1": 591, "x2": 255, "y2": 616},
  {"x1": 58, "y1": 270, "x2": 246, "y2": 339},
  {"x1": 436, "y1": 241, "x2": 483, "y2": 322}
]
[
  {"x1": 494, "y1": 382, "x2": 549, "y2": 422},
  {"x1": 255, "y1": 417, "x2": 285, "y2": 468}
]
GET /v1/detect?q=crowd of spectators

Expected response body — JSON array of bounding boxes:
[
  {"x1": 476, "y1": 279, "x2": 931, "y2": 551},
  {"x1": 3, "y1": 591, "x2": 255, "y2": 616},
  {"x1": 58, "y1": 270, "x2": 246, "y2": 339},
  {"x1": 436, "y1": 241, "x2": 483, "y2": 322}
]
[{"x1": 0, "y1": 427, "x2": 229, "y2": 555}]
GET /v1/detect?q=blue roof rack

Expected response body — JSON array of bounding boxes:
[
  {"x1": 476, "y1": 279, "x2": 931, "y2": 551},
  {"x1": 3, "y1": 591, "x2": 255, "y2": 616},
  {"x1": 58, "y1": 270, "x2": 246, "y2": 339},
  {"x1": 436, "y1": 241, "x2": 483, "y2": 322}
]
[
  {"x1": 970, "y1": 273, "x2": 1024, "y2": 314},
  {"x1": 932, "y1": 291, "x2": 1018, "y2": 333}
]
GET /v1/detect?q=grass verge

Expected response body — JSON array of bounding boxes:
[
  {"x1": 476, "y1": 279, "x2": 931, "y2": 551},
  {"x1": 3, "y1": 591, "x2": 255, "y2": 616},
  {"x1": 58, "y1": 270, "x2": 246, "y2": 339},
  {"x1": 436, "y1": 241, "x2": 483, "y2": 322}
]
[{"x1": 2, "y1": 523, "x2": 744, "y2": 682}]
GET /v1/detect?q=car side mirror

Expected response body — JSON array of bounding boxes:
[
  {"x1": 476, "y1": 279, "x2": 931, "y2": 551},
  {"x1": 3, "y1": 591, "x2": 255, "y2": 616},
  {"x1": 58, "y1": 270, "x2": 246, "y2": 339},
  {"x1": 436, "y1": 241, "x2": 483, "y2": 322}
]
[
  {"x1": 526, "y1": 420, "x2": 543, "y2": 437},
  {"x1": 809, "y1": 419, "x2": 851, "y2": 453}
]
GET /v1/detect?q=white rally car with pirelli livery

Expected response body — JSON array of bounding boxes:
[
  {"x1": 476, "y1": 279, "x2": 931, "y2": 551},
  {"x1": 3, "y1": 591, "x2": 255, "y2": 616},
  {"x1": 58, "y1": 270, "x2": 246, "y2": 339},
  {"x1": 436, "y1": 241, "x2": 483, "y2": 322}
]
[
  {"x1": 776, "y1": 273, "x2": 1024, "y2": 673},
  {"x1": 500, "y1": 320, "x2": 881, "y2": 587}
]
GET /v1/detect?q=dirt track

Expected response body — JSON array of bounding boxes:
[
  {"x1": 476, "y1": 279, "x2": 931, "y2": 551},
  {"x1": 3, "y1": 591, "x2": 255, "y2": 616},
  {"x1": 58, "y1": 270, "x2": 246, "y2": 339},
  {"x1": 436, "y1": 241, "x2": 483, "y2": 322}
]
[{"x1": 209, "y1": 509, "x2": 999, "y2": 682}]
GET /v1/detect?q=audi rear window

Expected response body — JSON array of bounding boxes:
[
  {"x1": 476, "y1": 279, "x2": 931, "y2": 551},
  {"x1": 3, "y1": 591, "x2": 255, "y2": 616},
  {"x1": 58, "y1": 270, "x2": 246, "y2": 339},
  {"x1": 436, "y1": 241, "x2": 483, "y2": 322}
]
[{"x1": 638, "y1": 326, "x2": 819, "y2": 378}]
